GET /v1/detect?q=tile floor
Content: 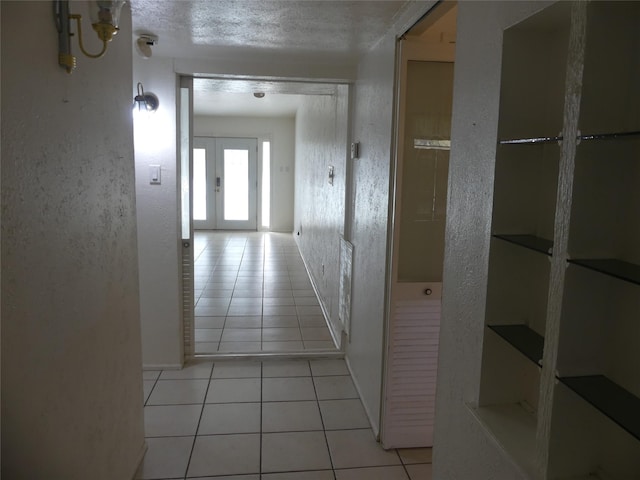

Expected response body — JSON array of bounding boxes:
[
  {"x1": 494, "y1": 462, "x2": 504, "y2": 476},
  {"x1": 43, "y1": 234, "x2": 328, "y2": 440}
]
[
  {"x1": 139, "y1": 358, "x2": 432, "y2": 479},
  {"x1": 193, "y1": 232, "x2": 337, "y2": 354}
]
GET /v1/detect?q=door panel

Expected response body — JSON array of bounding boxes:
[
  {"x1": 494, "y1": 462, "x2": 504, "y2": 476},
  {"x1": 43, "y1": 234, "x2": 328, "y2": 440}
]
[
  {"x1": 215, "y1": 138, "x2": 258, "y2": 230},
  {"x1": 193, "y1": 137, "x2": 258, "y2": 231}
]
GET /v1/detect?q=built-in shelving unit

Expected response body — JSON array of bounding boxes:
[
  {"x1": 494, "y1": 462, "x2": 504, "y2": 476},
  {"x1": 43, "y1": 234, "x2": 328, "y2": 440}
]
[
  {"x1": 476, "y1": 5, "x2": 572, "y2": 474},
  {"x1": 477, "y1": 2, "x2": 640, "y2": 479}
]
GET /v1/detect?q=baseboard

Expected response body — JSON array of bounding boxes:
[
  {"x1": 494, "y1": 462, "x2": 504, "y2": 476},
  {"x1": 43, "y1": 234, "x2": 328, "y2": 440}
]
[
  {"x1": 143, "y1": 363, "x2": 182, "y2": 371},
  {"x1": 345, "y1": 355, "x2": 381, "y2": 439}
]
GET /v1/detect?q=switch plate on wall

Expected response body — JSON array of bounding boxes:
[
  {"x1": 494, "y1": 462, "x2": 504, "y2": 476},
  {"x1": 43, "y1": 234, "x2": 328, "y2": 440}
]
[
  {"x1": 351, "y1": 142, "x2": 360, "y2": 160},
  {"x1": 149, "y1": 165, "x2": 161, "y2": 185}
]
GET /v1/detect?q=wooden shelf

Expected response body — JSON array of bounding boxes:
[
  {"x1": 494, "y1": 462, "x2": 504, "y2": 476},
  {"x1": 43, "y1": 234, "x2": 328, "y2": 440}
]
[
  {"x1": 493, "y1": 234, "x2": 553, "y2": 256},
  {"x1": 568, "y1": 258, "x2": 640, "y2": 286},
  {"x1": 559, "y1": 375, "x2": 640, "y2": 441},
  {"x1": 488, "y1": 324, "x2": 544, "y2": 366}
]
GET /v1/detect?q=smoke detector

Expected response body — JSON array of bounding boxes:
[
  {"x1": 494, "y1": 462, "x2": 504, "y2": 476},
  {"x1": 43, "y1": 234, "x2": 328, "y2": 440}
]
[{"x1": 135, "y1": 34, "x2": 158, "y2": 59}]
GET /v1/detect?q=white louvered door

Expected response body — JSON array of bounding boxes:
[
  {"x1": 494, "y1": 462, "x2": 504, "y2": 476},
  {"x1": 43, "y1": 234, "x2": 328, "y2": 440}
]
[{"x1": 382, "y1": 283, "x2": 441, "y2": 448}]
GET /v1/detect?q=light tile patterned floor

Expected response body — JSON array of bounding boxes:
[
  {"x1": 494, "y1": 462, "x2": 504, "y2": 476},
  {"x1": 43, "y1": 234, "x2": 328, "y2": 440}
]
[
  {"x1": 193, "y1": 232, "x2": 337, "y2": 354},
  {"x1": 139, "y1": 358, "x2": 431, "y2": 480}
]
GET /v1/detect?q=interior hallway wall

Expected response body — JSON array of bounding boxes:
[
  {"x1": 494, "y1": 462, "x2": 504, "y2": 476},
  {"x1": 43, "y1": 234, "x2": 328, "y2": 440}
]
[
  {"x1": 346, "y1": 32, "x2": 398, "y2": 436},
  {"x1": 294, "y1": 88, "x2": 349, "y2": 343},
  {"x1": 194, "y1": 115, "x2": 296, "y2": 233},
  {"x1": 133, "y1": 56, "x2": 182, "y2": 369},
  {"x1": 1, "y1": 2, "x2": 145, "y2": 478}
]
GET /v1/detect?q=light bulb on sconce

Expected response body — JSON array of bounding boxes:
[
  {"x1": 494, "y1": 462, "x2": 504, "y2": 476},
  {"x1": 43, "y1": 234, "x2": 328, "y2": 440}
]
[
  {"x1": 55, "y1": 0, "x2": 126, "y2": 73},
  {"x1": 133, "y1": 82, "x2": 159, "y2": 116}
]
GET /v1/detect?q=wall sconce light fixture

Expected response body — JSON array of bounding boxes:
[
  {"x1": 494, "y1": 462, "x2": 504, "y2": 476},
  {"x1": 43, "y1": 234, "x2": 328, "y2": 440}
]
[
  {"x1": 55, "y1": 0, "x2": 126, "y2": 73},
  {"x1": 133, "y1": 82, "x2": 159, "y2": 113}
]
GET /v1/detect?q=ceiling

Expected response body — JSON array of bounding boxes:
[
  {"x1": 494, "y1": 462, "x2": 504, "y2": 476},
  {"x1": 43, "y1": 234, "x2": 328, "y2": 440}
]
[
  {"x1": 130, "y1": 1, "x2": 412, "y2": 64},
  {"x1": 192, "y1": 79, "x2": 339, "y2": 117},
  {"x1": 130, "y1": 1, "x2": 456, "y2": 117}
]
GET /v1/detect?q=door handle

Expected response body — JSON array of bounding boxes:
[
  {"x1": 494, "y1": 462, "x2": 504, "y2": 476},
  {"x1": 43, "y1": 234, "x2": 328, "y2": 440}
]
[{"x1": 216, "y1": 177, "x2": 221, "y2": 187}]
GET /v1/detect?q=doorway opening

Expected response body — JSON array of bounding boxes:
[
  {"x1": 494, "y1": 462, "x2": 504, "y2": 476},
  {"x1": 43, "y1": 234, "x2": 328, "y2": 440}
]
[
  {"x1": 181, "y1": 77, "x2": 350, "y2": 358},
  {"x1": 381, "y1": 0, "x2": 457, "y2": 449}
]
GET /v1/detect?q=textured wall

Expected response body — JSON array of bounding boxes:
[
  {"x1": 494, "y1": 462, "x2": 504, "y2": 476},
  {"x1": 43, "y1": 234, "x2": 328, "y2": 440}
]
[
  {"x1": 346, "y1": 32, "x2": 398, "y2": 436},
  {"x1": 133, "y1": 56, "x2": 183, "y2": 368},
  {"x1": 433, "y1": 1, "x2": 555, "y2": 478},
  {"x1": 1, "y1": 2, "x2": 144, "y2": 478},
  {"x1": 194, "y1": 115, "x2": 296, "y2": 233},
  {"x1": 294, "y1": 89, "x2": 349, "y2": 341}
]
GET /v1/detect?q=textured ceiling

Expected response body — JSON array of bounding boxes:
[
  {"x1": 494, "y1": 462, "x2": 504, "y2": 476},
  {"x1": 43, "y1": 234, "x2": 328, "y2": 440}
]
[
  {"x1": 130, "y1": 0, "x2": 412, "y2": 63},
  {"x1": 130, "y1": 1, "x2": 455, "y2": 117},
  {"x1": 193, "y1": 78, "x2": 339, "y2": 117}
]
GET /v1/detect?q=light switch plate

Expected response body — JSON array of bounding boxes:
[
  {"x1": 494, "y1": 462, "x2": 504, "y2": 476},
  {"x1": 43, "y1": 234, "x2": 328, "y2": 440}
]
[
  {"x1": 149, "y1": 165, "x2": 161, "y2": 185},
  {"x1": 350, "y1": 142, "x2": 360, "y2": 160}
]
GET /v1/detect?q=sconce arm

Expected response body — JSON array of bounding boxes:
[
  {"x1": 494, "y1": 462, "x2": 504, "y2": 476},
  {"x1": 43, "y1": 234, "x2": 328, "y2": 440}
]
[{"x1": 70, "y1": 14, "x2": 108, "y2": 59}]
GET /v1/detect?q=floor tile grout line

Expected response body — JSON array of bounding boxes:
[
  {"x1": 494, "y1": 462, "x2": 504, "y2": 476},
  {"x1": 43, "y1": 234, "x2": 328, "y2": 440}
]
[
  {"x1": 181, "y1": 362, "x2": 215, "y2": 480},
  {"x1": 308, "y1": 360, "x2": 338, "y2": 480},
  {"x1": 143, "y1": 372, "x2": 162, "y2": 407}
]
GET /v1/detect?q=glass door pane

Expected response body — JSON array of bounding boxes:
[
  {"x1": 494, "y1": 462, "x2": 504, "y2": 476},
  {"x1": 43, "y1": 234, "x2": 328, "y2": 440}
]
[
  {"x1": 223, "y1": 149, "x2": 249, "y2": 221},
  {"x1": 215, "y1": 138, "x2": 257, "y2": 230},
  {"x1": 193, "y1": 148, "x2": 207, "y2": 221},
  {"x1": 193, "y1": 137, "x2": 216, "y2": 230},
  {"x1": 262, "y1": 141, "x2": 271, "y2": 228}
]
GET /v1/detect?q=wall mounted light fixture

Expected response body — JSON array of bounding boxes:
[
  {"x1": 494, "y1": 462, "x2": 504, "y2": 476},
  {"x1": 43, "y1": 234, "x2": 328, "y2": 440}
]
[
  {"x1": 133, "y1": 82, "x2": 159, "y2": 113},
  {"x1": 55, "y1": 0, "x2": 125, "y2": 73}
]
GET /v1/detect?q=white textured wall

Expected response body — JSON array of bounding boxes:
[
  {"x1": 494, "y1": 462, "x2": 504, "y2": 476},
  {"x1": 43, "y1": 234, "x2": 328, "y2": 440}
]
[
  {"x1": 133, "y1": 56, "x2": 183, "y2": 369},
  {"x1": 194, "y1": 115, "x2": 296, "y2": 233},
  {"x1": 1, "y1": 2, "x2": 144, "y2": 478},
  {"x1": 294, "y1": 89, "x2": 349, "y2": 341},
  {"x1": 433, "y1": 1, "x2": 555, "y2": 478},
  {"x1": 346, "y1": 32, "x2": 398, "y2": 436}
]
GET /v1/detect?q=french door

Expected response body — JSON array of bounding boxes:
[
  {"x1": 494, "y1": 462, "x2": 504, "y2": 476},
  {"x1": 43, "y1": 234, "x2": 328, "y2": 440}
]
[{"x1": 193, "y1": 137, "x2": 258, "y2": 230}]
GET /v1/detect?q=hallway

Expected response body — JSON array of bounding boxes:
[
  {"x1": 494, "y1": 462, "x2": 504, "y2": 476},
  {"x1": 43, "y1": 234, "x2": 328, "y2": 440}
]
[
  {"x1": 193, "y1": 232, "x2": 337, "y2": 354},
  {"x1": 138, "y1": 357, "x2": 431, "y2": 479},
  {"x1": 138, "y1": 232, "x2": 431, "y2": 479}
]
